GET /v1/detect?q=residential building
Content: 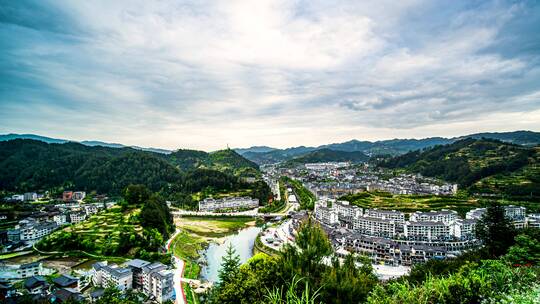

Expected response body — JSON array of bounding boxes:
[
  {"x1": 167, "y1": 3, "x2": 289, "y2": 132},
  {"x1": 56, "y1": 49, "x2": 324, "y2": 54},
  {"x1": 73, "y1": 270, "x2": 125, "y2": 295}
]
[
  {"x1": 62, "y1": 191, "x2": 73, "y2": 202},
  {"x1": 92, "y1": 262, "x2": 132, "y2": 291},
  {"x1": 53, "y1": 274, "x2": 79, "y2": 291},
  {"x1": 11, "y1": 194, "x2": 24, "y2": 201},
  {"x1": 364, "y1": 209, "x2": 406, "y2": 224},
  {"x1": 73, "y1": 191, "x2": 86, "y2": 201},
  {"x1": 24, "y1": 276, "x2": 49, "y2": 294},
  {"x1": 23, "y1": 192, "x2": 37, "y2": 202},
  {"x1": 125, "y1": 259, "x2": 151, "y2": 289},
  {"x1": 19, "y1": 221, "x2": 57, "y2": 242},
  {"x1": 314, "y1": 204, "x2": 338, "y2": 225},
  {"x1": 69, "y1": 212, "x2": 86, "y2": 224},
  {"x1": 410, "y1": 209, "x2": 458, "y2": 224},
  {"x1": 17, "y1": 262, "x2": 42, "y2": 279},
  {"x1": 449, "y1": 219, "x2": 477, "y2": 239},
  {"x1": 198, "y1": 197, "x2": 259, "y2": 212},
  {"x1": 142, "y1": 262, "x2": 174, "y2": 303},
  {"x1": 334, "y1": 200, "x2": 362, "y2": 218},
  {"x1": 527, "y1": 214, "x2": 540, "y2": 228},
  {"x1": 404, "y1": 221, "x2": 451, "y2": 241},
  {"x1": 84, "y1": 205, "x2": 98, "y2": 216},
  {"x1": 53, "y1": 213, "x2": 68, "y2": 226},
  {"x1": 352, "y1": 216, "x2": 396, "y2": 238}
]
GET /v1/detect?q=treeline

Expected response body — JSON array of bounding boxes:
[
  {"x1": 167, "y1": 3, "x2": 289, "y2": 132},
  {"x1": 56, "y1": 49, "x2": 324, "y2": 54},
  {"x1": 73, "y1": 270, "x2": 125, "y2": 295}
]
[
  {"x1": 378, "y1": 138, "x2": 537, "y2": 187},
  {"x1": 283, "y1": 176, "x2": 316, "y2": 210}
]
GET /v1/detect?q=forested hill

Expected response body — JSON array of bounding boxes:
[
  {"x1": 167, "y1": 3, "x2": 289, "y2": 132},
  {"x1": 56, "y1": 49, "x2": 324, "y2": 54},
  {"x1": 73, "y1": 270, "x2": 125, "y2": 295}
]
[
  {"x1": 378, "y1": 138, "x2": 539, "y2": 199},
  {"x1": 0, "y1": 139, "x2": 259, "y2": 194},
  {"x1": 285, "y1": 148, "x2": 369, "y2": 166}
]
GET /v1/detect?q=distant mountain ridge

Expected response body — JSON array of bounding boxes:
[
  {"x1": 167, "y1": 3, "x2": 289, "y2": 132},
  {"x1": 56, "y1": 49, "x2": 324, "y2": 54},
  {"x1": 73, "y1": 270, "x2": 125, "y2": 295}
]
[
  {"x1": 236, "y1": 131, "x2": 540, "y2": 164},
  {"x1": 0, "y1": 133, "x2": 173, "y2": 154}
]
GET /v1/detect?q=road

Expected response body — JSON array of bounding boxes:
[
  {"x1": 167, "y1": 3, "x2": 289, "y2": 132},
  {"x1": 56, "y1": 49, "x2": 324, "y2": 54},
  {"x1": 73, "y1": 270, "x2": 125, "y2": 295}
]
[{"x1": 166, "y1": 230, "x2": 187, "y2": 304}]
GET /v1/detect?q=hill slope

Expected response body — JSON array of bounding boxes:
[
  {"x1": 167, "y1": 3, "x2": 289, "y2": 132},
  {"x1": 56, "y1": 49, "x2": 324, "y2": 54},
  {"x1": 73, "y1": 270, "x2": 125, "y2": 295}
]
[
  {"x1": 378, "y1": 138, "x2": 539, "y2": 199},
  {"x1": 0, "y1": 139, "x2": 260, "y2": 194},
  {"x1": 285, "y1": 148, "x2": 369, "y2": 166}
]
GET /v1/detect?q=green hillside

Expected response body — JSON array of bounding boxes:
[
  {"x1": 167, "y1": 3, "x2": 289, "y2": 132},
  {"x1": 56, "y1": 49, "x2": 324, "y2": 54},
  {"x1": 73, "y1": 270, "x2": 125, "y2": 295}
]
[
  {"x1": 285, "y1": 148, "x2": 369, "y2": 166},
  {"x1": 0, "y1": 139, "x2": 261, "y2": 195},
  {"x1": 378, "y1": 138, "x2": 539, "y2": 200}
]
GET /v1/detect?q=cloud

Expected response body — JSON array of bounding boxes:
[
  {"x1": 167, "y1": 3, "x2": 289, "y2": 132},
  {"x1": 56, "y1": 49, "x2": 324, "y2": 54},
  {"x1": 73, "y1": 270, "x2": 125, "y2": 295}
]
[{"x1": 0, "y1": 0, "x2": 539, "y2": 150}]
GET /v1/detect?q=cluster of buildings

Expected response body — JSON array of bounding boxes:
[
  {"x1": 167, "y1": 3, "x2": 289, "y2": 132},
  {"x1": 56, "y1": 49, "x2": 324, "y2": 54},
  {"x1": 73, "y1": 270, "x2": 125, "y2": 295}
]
[
  {"x1": 1, "y1": 202, "x2": 114, "y2": 252},
  {"x1": 272, "y1": 162, "x2": 458, "y2": 200},
  {"x1": 91, "y1": 259, "x2": 174, "y2": 303},
  {"x1": 314, "y1": 200, "x2": 536, "y2": 266},
  {"x1": 1, "y1": 268, "x2": 84, "y2": 303},
  {"x1": 198, "y1": 196, "x2": 259, "y2": 212},
  {"x1": 4, "y1": 190, "x2": 88, "y2": 203}
]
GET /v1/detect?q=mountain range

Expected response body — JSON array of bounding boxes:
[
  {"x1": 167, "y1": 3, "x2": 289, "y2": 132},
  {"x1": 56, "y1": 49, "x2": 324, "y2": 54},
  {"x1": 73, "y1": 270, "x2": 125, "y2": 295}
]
[
  {"x1": 237, "y1": 131, "x2": 540, "y2": 164},
  {"x1": 2, "y1": 131, "x2": 539, "y2": 165}
]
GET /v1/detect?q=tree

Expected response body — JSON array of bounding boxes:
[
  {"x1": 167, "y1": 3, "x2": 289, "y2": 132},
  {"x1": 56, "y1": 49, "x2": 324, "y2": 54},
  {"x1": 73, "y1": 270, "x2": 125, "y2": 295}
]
[
  {"x1": 505, "y1": 229, "x2": 540, "y2": 266},
  {"x1": 475, "y1": 203, "x2": 517, "y2": 257},
  {"x1": 123, "y1": 184, "x2": 151, "y2": 206},
  {"x1": 218, "y1": 244, "x2": 241, "y2": 284}
]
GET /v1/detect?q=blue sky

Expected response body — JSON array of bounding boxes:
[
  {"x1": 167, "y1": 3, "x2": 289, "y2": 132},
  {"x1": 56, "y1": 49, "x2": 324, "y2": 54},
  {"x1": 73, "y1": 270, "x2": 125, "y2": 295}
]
[{"x1": 1, "y1": 0, "x2": 540, "y2": 151}]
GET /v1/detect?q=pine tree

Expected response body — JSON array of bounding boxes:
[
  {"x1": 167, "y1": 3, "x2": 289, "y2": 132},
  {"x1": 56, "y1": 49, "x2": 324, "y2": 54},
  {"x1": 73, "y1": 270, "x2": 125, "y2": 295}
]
[
  {"x1": 218, "y1": 243, "x2": 240, "y2": 284},
  {"x1": 475, "y1": 203, "x2": 517, "y2": 257}
]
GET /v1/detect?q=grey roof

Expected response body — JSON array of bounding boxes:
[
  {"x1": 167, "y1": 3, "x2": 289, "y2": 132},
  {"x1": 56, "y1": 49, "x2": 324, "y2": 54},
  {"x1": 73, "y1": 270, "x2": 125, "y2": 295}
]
[
  {"x1": 142, "y1": 262, "x2": 166, "y2": 273},
  {"x1": 125, "y1": 259, "x2": 151, "y2": 269},
  {"x1": 20, "y1": 262, "x2": 40, "y2": 269},
  {"x1": 24, "y1": 276, "x2": 48, "y2": 289},
  {"x1": 92, "y1": 261, "x2": 107, "y2": 271},
  {"x1": 53, "y1": 274, "x2": 79, "y2": 287},
  {"x1": 103, "y1": 265, "x2": 132, "y2": 278},
  {"x1": 406, "y1": 221, "x2": 447, "y2": 227}
]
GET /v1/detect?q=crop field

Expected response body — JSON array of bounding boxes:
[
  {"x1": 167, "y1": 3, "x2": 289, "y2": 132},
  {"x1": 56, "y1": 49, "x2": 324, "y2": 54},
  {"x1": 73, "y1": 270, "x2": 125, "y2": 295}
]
[{"x1": 340, "y1": 191, "x2": 481, "y2": 215}]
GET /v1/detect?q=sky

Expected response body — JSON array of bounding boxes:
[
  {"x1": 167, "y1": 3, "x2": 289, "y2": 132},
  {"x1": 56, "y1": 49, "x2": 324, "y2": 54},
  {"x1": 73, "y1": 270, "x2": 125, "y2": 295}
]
[{"x1": 1, "y1": 0, "x2": 540, "y2": 151}]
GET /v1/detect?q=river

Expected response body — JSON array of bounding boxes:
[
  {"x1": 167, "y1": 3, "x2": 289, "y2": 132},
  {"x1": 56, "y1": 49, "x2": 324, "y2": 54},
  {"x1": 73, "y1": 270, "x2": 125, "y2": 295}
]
[{"x1": 200, "y1": 226, "x2": 262, "y2": 282}]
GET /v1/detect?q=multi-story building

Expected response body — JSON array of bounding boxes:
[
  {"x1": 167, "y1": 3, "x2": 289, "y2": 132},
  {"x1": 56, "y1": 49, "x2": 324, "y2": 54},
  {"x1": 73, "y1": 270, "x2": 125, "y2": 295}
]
[
  {"x1": 410, "y1": 209, "x2": 458, "y2": 224},
  {"x1": 11, "y1": 194, "x2": 24, "y2": 201},
  {"x1": 92, "y1": 261, "x2": 133, "y2": 291},
  {"x1": 198, "y1": 197, "x2": 259, "y2": 212},
  {"x1": 466, "y1": 206, "x2": 527, "y2": 228},
  {"x1": 314, "y1": 203, "x2": 338, "y2": 225},
  {"x1": 69, "y1": 212, "x2": 86, "y2": 224},
  {"x1": 365, "y1": 209, "x2": 405, "y2": 225},
  {"x1": 352, "y1": 216, "x2": 396, "y2": 238},
  {"x1": 334, "y1": 200, "x2": 362, "y2": 218},
  {"x1": 404, "y1": 221, "x2": 451, "y2": 241},
  {"x1": 125, "y1": 259, "x2": 151, "y2": 289},
  {"x1": 19, "y1": 221, "x2": 57, "y2": 242},
  {"x1": 142, "y1": 262, "x2": 174, "y2": 303},
  {"x1": 73, "y1": 191, "x2": 86, "y2": 201},
  {"x1": 527, "y1": 214, "x2": 540, "y2": 228},
  {"x1": 23, "y1": 192, "x2": 37, "y2": 202},
  {"x1": 17, "y1": 262, "x2": 42, "y2": 279},
  {"x1": 449, "y1": 219, "x2": 477, "y2": 239},
  {"x1": 53, "y1": 213, "x2": 67, "y2": 226},
  {"x1": 84, "y1": 205, "x2": 98, "y2": 216}
]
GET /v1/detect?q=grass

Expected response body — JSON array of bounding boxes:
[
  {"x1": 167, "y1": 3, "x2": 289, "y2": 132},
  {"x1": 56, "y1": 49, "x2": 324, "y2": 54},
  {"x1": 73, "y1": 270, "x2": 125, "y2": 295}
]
[
  {"x1": 0, "y1": 251, "x2": 32, "y2": 260},
  {"x1": 176, "y1": 216, "x2": 254, "y2": 238},
  {"x1": 183, "y1": 282, "x2": 198, "y2": 304},
  {"x1": 170, "y1": 231, "x2": 206, "y2": 261}
]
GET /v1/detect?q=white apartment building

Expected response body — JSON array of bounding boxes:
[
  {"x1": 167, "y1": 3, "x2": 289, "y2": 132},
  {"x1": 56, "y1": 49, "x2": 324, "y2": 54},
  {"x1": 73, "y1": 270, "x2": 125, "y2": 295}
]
[
  {"x1": 365, "y1": 209, "x2": 406, "y2": 224},
  {"x1": 23, "y1": 192, "x2": 38, "y2": 201},
  {"x1": 92, "y1": 262, "x2": 133, "y2": 291},
  {"x1": 198, "y1": 197, "x2": 259, "y2": 212},
  {"x1": 466, "y1": 205, "x2": 527, "y2": 228},
  {"x1": 353, "y1": 216, "x2": 396, "y2": 238},
  {"x1": 527, "y1": 214, "x2": 540, "y2": 228},
  {"x1": 53, "y1": 214, "x2": 67, "y2": 226},
  {"x1": 69, "y1": 212, "x2": 86, "y2": 224},
  {"x1": 404, "y1": 221, "x2": 451, "y2": 241},
  {"x1": 17, "y1": 262, "x2": 42, "y2": 279},
  {"x1": 19, "y1": 221, "x2": 57, "y2": 242},
  {"x1": 334, "y1": 200, "x2": 362, "y2": 218},
  {"x1": 142, "y1": 262, "x2": 174, "y2": 303},
  {"x1": 410, "y1": 209, "x2": 459, "y2": 224},
  {"x1": 449, "y1": 219, "x2": 477, "y2": 239},
  {"x1": 314, "y1": 203, "x2": 339, "y2": 225},
  {"x1": 11, "y1": 194, "x2": 24, "y2": 201},
  {"x1": 84, "y1": 205, "x2": 98, "y2": 216}
]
